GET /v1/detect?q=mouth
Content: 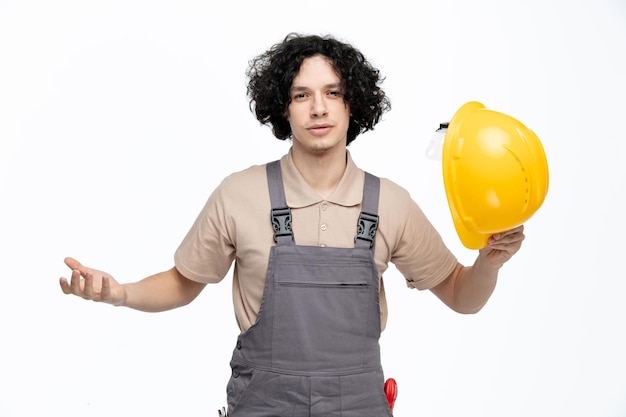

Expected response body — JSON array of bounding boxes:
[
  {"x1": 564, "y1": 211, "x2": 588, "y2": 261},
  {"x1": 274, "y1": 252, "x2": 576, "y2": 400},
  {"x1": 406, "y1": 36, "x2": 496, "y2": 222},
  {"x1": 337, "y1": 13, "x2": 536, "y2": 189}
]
[{"x1": 307, "y1": 124, "x2": 333, "y2": 136}]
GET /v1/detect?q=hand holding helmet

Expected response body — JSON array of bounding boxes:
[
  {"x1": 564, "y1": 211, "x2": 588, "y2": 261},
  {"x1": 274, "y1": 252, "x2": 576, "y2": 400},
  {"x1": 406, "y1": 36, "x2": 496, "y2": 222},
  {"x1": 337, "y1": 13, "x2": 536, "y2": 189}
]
[{"x1": 440, "y1": 102, "x2": 549, "y2": 249}]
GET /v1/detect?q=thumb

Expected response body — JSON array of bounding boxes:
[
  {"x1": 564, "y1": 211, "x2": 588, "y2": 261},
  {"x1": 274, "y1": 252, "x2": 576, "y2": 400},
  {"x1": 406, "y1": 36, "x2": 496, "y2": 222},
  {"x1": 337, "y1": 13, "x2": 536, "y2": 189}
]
[{"x1": 64, "y1": 257, "x2": 82, "y2": 271}]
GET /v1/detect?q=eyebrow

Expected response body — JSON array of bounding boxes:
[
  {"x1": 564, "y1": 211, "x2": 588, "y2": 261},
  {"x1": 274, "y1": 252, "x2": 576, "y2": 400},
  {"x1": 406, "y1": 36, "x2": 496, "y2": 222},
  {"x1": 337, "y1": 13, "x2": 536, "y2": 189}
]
[{"x1": 290, "y1": 83, "x2": 343, "y2": 92}]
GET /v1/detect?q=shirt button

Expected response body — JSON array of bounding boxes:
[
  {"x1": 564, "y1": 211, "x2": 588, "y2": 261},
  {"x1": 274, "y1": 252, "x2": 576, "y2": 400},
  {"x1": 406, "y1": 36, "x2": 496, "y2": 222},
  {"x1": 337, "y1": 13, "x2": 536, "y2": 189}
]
[
  {"x1": 320, "y1": 244, "x2": 326, "y2": 247},
  {"x1": 321, "y1": 203, "x2": 328, "y2": 211},
  {"x1": 320, "y1": 223, "x2": 327, "y2": 231}
]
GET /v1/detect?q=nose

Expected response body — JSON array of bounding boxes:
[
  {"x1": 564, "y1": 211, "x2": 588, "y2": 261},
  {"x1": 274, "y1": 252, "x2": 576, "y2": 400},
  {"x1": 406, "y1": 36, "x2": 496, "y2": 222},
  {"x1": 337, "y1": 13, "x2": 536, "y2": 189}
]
[{"x1": 311, "y1": 93, "x2": 328, "y2": 117}]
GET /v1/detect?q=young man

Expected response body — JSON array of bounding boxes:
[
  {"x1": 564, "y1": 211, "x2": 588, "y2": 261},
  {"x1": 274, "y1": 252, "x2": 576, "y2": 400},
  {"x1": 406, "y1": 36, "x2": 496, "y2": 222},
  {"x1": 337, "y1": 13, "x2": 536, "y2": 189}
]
[{"x1": 60, "y1": 33, "x2": 525, "y2": 416}]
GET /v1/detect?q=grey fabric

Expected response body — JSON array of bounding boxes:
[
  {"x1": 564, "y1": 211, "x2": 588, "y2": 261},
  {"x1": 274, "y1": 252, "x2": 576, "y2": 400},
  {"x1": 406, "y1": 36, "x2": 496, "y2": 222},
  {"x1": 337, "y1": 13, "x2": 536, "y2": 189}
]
[{"x1": 225, "y1": 161, "x2": 392, "y2": 417}]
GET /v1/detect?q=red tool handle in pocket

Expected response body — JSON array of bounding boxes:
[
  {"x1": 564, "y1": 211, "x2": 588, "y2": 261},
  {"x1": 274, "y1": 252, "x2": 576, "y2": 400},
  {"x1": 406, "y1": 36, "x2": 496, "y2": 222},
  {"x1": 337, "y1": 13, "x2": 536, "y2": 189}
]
[{"x1": 384, "y1": 378, "x2": 398, "y2": 412}]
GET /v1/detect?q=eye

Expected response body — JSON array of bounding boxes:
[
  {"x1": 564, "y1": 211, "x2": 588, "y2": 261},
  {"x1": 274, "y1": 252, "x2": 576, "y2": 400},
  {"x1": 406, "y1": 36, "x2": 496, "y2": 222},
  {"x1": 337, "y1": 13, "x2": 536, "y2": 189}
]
[{"x1": 327, "y1": 90, "x2": 344, "y2": 99}]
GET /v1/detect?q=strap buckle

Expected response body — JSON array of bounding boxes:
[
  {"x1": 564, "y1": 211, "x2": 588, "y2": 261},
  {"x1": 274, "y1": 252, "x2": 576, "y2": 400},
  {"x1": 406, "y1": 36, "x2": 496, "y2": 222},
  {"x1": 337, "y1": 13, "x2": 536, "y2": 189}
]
[
  {"x1": 355, "y1": 211, "x2": 379, "y2": 248},
  {"x1": 271, "y1": 207, "x2": 293, "y2": 243}
]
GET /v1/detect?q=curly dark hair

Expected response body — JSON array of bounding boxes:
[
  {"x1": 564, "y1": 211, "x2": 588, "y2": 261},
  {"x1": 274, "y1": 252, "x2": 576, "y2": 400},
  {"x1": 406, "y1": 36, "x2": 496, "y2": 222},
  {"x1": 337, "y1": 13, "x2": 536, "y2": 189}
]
[{"x1": 246, "y1": 33, "x2": 391, "y2": 146}]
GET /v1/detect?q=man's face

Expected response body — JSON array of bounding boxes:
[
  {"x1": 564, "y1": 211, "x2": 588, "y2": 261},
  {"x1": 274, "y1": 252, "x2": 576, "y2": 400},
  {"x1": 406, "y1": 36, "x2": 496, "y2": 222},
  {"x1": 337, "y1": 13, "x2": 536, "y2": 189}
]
[{"x1": 286, "y1": 55, "x2": 351, "y2": 155}]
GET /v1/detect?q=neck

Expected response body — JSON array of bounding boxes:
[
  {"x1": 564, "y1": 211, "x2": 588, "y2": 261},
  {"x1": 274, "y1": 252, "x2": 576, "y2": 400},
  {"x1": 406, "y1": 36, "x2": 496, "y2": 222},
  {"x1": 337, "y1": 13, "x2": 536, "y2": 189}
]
[{"x1": 291, "y1": 147, "x2": 347, "y2": 199}]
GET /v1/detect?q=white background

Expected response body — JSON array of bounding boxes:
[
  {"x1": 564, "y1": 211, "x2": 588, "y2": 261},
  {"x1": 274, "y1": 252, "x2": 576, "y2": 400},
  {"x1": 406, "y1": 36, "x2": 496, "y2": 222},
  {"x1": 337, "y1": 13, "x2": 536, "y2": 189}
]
[{"x1": 1, "y1": 0, "x2": 625, "y2": 416}]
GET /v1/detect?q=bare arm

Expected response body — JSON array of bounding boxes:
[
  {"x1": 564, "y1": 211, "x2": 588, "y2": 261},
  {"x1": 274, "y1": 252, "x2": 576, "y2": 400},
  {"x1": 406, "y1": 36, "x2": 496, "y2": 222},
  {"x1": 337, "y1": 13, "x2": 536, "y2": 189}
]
[
  {"x1": 59, "y1": 257, "x2": 206, "y2": 312},
  {"x1": 430, "y1": 225, "x2": 525, "y2": 314}
]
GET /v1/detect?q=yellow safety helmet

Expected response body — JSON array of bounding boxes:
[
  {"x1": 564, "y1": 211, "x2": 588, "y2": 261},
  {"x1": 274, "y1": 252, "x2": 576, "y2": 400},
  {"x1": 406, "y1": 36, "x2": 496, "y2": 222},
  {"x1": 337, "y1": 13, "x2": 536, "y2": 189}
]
[{"x1": 441, "y1": 101, "x2": 549, "y2": 249}]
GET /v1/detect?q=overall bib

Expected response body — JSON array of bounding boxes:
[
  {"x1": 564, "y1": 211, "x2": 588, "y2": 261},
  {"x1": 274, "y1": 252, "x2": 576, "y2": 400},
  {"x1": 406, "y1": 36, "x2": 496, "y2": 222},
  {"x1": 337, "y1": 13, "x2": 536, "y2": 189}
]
[{"x1": 226, "y1": 161, "x2": 392, "y2": 417}]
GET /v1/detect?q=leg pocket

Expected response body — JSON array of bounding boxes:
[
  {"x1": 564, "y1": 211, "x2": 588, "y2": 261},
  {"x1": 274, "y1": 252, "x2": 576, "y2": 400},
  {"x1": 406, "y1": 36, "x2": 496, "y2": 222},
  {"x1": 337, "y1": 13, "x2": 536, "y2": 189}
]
[
  {"x1": 339, "y1": 371, "x2": 394, "y2": 417},
  {"x1": 227, "y1": 365, "x2": 309, "y2": 417}
]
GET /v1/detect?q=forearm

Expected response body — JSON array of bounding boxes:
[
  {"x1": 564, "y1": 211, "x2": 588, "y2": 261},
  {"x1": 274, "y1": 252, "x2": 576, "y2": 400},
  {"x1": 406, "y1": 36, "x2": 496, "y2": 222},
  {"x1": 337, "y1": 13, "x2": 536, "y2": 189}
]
[
  {"x1": 121, "y1": 267, "x2": 206, "y2": 312},
  {"x1": 431, "y1": 227, "x2": 524, "y2": 314},
  {"x1": 452, "y1": 256, "x2": 500, "y2": 314},
  {"x1": 432, "y1": 256, "x2": 500, "y2": 314}
]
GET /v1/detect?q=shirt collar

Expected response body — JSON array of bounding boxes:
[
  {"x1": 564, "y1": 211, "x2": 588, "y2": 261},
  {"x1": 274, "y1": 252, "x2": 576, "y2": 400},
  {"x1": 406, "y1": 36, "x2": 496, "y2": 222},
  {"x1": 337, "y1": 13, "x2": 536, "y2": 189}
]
[{"x1": 280, "y1": 148, "x2": 364, "y2": 208}]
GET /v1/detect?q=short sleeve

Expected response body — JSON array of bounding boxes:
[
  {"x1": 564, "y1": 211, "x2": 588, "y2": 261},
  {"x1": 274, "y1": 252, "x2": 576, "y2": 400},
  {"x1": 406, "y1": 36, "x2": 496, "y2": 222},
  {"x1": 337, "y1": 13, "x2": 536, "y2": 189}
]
[
  {"x1": 379, "y1": 179, "x2": 458, "y2": 290},
  {"x1": 174, "y1": 182, "x2": 236, "y2": 284}
]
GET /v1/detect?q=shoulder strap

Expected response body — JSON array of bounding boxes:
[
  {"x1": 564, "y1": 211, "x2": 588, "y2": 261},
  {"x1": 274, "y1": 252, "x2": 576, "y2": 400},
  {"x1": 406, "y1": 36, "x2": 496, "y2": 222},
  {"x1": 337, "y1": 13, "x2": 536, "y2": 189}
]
[
  {"x1": 266, "y1": 160, "x2": 294, "y2": 245},
  {"x1": 355, "y1": 172, "x2": 380, "y2": 249},
  {"x1": 267, "y1": 160, "x2": 380, "y2": 249}
]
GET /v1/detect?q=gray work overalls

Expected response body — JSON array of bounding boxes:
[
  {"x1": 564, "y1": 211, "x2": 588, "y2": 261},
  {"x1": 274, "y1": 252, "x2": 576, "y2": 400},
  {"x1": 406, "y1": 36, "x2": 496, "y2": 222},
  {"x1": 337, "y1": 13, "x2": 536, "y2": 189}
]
[{"x1": 226, "y1": 161, "x2": 393, "y2": 417}]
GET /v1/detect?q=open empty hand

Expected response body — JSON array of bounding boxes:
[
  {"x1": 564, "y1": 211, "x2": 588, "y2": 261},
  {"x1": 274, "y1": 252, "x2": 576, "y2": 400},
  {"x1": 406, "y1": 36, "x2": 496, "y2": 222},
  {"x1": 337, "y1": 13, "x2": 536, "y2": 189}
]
[{"x1": 59, "y1": 257, "x2": 126, "y2": 306}]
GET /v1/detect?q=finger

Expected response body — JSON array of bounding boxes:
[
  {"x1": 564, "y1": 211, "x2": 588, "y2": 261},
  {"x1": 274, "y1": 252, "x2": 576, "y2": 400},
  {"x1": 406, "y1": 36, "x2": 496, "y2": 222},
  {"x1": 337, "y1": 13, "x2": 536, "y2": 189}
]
[
  {"x1": 490, "y1": 227, "x2": 525, "y2": 245},
  {"x1": 69, "y1": 269, "x2": 84, "y2": 296},
  {"x1": 59, "y1": 277, "x2": 72, "y2": 295},
  {"x1": 83, "y1": 272, "x2": 96, "y2": 300},
  {"x1": 489, "y1": 234, "x2": 523, "y2": 249},
  {"x1": 64, "y1": 257, "x2": 82, "y2": 271},
  {"x1": 491, "y1": 235, "x2": 524, "y2": 248},
  {"x1": 500, "y1": 225, "x2": 525, "y2": 239},
  {"x1": 101, "y1": 276, "x2": 111, "y2": 302}
]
